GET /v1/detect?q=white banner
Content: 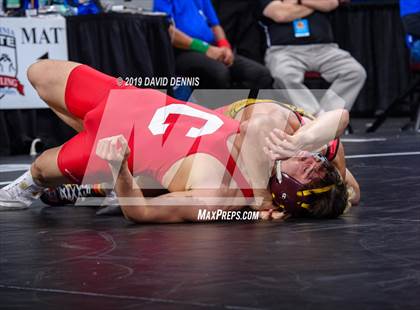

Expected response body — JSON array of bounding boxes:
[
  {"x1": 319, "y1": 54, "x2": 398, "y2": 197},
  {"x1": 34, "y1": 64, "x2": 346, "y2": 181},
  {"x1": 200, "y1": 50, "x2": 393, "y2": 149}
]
[{"x1": 0, "y1": 16, "x2": 68, "y2": 109}]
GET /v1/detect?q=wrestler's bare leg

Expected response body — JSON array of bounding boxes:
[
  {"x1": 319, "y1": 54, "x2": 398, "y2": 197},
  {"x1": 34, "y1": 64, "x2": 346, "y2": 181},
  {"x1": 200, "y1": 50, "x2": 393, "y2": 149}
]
[
  {"x1": 27, "y1": 60, "x2": 83, "y2": 132},
  {"x1": 30, "y1": 147, "x2": 69, "y2": 187},
  {"x1": 0, "y1": 61, "x2": 84, "y2": 209}
]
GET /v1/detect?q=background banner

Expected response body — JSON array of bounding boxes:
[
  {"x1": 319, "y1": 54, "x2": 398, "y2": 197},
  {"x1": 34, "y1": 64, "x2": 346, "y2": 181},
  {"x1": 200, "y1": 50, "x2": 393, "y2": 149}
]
[{"x1": 0, "y1": 16, "x2": 68, "y2": 109}]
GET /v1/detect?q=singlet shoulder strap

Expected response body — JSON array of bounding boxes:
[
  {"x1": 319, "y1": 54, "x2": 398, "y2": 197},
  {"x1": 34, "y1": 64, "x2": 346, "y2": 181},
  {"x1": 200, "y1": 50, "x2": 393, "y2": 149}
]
[
  {"x1": 226, "y1": 99, "x2": 316, "y2": 122},
  {"x1": 325, "y1": 138, "x2": 341, "y2": 161}
]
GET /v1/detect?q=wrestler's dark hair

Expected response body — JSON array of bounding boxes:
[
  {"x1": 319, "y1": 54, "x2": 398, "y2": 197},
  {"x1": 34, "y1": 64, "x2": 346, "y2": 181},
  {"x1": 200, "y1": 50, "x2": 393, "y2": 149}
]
[
  {"x1": 301, "y1": 163, "x2": 348, "y2": 219},
  {"x1": 286, "y1": 163, "x2": 348, "y2": 219}
]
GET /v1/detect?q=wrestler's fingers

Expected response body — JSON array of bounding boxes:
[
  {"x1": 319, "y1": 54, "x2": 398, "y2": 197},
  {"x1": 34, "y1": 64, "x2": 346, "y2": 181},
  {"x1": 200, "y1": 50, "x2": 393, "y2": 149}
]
[
  {"x1": 272, "y1": 130, "x2": 298, "y2": 151},
  {"x1": 264, "y1": 137, "x2": 281, "y2": 154},
  {"x1": 267, "y1": 135, "x2": 298, "y2": 157},
  {"x1": 269, "y1": 130, "x2": 283, "y2": 146},
  {"x1": 273, "y1": 128, "x2": 294, "y2": 143},
  {"x1": 263, "y1": 146, "x2": 270, "y2": 156},
  {"x1": 265, "y1": 136, "x2": 292, "y2": 154},
  {"x1": 259, "y1": 211, "x2": 272, "y2": 221},
  {"x1": 271, "y1": 211, "x2": 285, "y2": 220},
  {"x1": 120, "y1": 135, "x2": 128, "y2": 147},
  {"x1": 117, "y1": 138, "x2": 130, "y2": 159},
  {"x1": 271, "y1": 133, "x2": 296, "y2": 151},
  {"x1": 297, "y1": 150, "x2": 311, "y2": 158},
  {"x1": 267, "y1": 132, "x2": 291, "y2": 148},
  {"x1": 263, "y1": 147, "x2": 278, "y2": 161},
  {"x1": 104, "y1": 139, "x2": 112, "y2": 160},
  {"x1": 264, "y1": 144, "x2": 290, "y2": 161},
  {"x1": 110, "y1": 138, "x2": 119, "y2": 160},
  {"x1": 117, "y1": 135, "x2": 129, "y2": 153},
  {"x1": 265, "y1": 148, "x2": 284, "y2": 161},
  {"x1": 96, "y1": 139, "x2": 105, "y2": 158},
  {"x1": 112, "y1": 136, "x2": 122, "y2": 152}
]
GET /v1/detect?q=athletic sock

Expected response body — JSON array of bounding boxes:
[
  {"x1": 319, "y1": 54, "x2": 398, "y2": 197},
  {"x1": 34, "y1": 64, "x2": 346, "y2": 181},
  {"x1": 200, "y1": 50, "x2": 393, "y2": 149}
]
[{"x1": 40, "y1": 183, "x2": 108, "y2": 206}]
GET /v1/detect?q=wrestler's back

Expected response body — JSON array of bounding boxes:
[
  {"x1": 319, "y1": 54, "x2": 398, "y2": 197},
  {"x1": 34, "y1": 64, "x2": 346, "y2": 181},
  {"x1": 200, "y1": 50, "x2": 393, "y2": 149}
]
[{"x1": 227, "y1": 101, "x2": 307, "y2": 134}]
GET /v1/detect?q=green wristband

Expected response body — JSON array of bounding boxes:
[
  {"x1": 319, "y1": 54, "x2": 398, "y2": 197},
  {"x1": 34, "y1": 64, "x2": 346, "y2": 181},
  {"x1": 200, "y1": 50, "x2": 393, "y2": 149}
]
[{"x1": 190, "y1": 38, "x2": 210, "y2": 54}]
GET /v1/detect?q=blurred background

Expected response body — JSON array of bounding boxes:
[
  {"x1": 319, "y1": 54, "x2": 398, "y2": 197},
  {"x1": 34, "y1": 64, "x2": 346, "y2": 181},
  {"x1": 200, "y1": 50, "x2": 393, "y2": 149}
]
[{"x1": 0, "y1": 0, "x2": 418, "y2": 156}]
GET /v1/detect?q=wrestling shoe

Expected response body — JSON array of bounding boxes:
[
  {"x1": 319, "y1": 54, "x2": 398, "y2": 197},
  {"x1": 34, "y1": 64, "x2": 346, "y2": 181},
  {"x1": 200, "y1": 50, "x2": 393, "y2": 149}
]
[
  {"x1": 0, "y1": 183, "x2": 42, "y2": 211},
  {"x1": 40, "y1": 184, "x2": 107, "y2": 206}
]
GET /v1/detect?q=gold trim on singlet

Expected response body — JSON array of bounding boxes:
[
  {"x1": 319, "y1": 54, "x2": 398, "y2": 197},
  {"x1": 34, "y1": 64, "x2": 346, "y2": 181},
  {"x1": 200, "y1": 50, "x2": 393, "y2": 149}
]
[{"x1": 225, "y1": 98, "x2": 316, "y2": 121}]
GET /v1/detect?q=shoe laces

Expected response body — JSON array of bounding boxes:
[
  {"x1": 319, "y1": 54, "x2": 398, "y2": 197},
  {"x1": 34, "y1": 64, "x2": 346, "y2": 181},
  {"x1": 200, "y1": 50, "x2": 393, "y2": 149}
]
[
  {"x1": 6, "y1": 184, "x2": 21, "y2": 199},
  {"x1": 57, "y1": 184, "x2": 92, "y2": 202},
  {"x1": 5, "y1": 181, "x2": 38, "y2": 200}
]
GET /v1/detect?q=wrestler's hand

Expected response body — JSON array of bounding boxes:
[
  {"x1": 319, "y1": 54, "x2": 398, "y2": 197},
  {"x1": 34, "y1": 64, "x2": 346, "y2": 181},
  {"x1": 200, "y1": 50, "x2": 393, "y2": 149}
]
[
  {"x1": 96, "y1": 135, "x2": 131, "y2": 168},
  {"x1": 263, "y1": 128, "x2": 305, "y2": 160},
  {"x1": 259, "y1": 209, "x2": 286, "y2": 221}
]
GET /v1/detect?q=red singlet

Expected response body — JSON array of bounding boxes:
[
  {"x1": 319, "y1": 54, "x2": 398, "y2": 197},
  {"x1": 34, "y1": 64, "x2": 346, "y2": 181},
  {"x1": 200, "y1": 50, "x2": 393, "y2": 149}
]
[{"x1": 58, "y1": 65, "x2": 253, "y2": 197}]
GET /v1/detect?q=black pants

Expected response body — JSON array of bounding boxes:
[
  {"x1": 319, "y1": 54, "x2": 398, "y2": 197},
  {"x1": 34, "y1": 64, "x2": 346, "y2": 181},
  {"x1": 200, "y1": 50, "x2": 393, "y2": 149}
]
[
  {"x1": 402, "y1": 13, "x2": 420, "y2": 38},
  {"x1": 175, "y1": 50, "x2": 273, "y2": 89}
]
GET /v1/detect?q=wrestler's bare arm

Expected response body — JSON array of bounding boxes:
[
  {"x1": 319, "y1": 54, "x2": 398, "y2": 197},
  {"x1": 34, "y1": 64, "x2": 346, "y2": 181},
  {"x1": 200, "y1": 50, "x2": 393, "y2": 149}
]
[
  {"x1": 115, "y1": 168, "x2": 237, "y2": 223},
  {"x1": 344, "y1": 169, "x2": 360, "y2": 205},
  {"x1": 230, "y1": 103, "x2": 359, "y2": 205},
  {"x1": 289, "y1": 109, "x2": 349, "y2": 153},
  {"x1": 293, "y1": 109, "x2": 359, "y2": 204},
  {"x1": 261, "y1": 109, "x2": 360, "y2": 205},
  {"x1": 222, "y1": 102, "x2": 348, "y2": 150},
  {"x1": 330, "y1": 142, "x2": 360, "y2": 205},
  {"x1": 96, "y1": 135, "x2": 246, "y2": 223},
  {"x1": 116, "y1": 168, "x2": 244, "y2": 223},
  {"x1": 263, "y1": 109, "x2": 348, "y2": 162}
]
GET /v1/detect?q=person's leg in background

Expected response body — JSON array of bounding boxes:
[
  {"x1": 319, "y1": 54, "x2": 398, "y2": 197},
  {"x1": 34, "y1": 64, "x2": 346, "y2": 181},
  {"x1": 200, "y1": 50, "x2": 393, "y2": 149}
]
[
  {"x1": 265, "y1": 46, "x2": 321, "y2": 115},
  {"x1": 175, "y1": 50, "x2": 231, "y2": 88},
  {"x1": 229, "y1": 55, "x2": 273, "y2": 89},
  {"x1": 315, "y1": 44, "x2": 367, "y2": 111}
]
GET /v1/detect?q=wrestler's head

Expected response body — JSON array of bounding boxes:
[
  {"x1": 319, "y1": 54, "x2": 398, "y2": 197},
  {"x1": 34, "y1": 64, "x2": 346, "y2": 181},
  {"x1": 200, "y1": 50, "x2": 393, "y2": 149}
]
[{"x1": 269, "y1": 154, "x2": 348, "y2": 219}]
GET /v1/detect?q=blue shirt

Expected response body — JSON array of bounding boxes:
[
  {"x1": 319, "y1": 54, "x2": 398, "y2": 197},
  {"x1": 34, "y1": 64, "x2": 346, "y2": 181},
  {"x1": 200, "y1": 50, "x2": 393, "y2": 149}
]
[
  {"x1": 154, "y1": 0, "x2": 220, "y2": 44},
  {"x1": 400, "y1": 0, "x2": 420, "y2": 17}
]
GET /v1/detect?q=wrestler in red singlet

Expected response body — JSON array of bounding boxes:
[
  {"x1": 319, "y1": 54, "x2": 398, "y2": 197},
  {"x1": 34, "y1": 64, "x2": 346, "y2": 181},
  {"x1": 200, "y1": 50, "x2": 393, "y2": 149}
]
[{"x1": 58, "y1": 65, "x2": 252, "y2": 197}]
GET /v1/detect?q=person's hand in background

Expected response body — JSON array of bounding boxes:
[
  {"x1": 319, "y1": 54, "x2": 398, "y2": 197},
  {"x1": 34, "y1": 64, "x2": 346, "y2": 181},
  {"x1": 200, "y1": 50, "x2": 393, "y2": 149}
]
[
  {"x1": 206, "y1": 46, "x2": 226, "y2": 62},
  {"x1": 220, "y1": 47, "x2": 234, "y2": 66}
]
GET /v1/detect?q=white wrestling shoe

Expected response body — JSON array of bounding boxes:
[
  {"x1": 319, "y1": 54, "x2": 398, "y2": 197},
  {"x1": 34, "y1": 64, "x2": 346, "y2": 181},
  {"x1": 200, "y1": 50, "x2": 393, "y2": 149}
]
[{"x1": 0, "y1": 182, "x2": 42, "y2": 211}]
